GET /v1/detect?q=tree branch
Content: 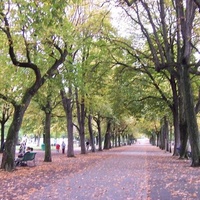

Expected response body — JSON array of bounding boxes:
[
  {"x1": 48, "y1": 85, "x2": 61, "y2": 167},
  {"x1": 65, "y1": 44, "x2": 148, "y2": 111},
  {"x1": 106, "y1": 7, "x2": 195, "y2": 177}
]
[
  {"x1": 193, "y1": 0, "x2": 200, "y2": 11},
  {"x1": 1, "y1": 13, "x2": 41, "y2": 83},
  {"x1": 0, "y1": 93, "x2": 16, "y2": 106}
]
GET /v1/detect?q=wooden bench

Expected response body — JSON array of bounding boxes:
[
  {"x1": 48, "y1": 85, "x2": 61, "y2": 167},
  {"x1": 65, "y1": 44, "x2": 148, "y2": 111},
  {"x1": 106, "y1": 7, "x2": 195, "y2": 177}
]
[{"x1": 19, "y1": 152, "x2": 37, "y2": 166}]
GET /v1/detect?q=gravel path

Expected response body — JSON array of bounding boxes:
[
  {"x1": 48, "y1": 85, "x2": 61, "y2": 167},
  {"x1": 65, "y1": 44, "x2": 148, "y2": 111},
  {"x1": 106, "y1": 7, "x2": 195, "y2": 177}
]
[
  {"x1": 31, "y1": 144, "x2": 164, "y2": 200},
  {"x1": 29, "y1": 143, "x2": 199, "y2": 200}
]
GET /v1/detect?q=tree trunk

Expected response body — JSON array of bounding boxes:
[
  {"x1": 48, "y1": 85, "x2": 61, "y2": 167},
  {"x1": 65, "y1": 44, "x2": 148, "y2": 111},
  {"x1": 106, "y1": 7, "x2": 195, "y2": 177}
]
[
  {"x1": 1, "y1": 105, "x2": 26, "y2": 171},
  {"x1": 159, "y1": 118, "x2": 169, "y2": 151},
  {"x1": 118, "y1": 135, "x2": 121, "y2": 147},
  {"x1": 157, "y1": 131, "x2": 161, "y2": 148},
  {"x1": 96, "y1": 116, "x2": 102, "y2": 151},
  {"x1": 178, "y1": 84, "x2": 188, "y2": 158},
  {"x1": 159, "y1": 123, "x2": 165, "y2": 150},
  {"x1": 111, "y1": 134, "x2": 114, "y2": 148},
  {"x1": 60, "y1": 88, "x2": 74, "y2": 157},
  {"x1": 150, "y1": 132, "x2": 156, "y2": 146},
  {"x1": 88, "y1": 114, "x2": 95, "y2": 152},
  {"x1": 76, "y1": 88, "x2": 86, "y2": 154},
  {"x1": 180, "y1": 65, "x2": 200, "y2": 166},
  {"x1": 114, "y1": 133, "x2": 118, "y2": 147},
  {"x1": 44, "y1": 106, "x2": 52, "y2": 162},
  {"x1": 0, "y1": 103, "x2": 12, "y2": 152},
  {"x1": 169, "y1": 75, "x2": 181, "y2": 155},
  {"x1": 0, "y1": 122, "x2": 5, "y2": 153},
  {"x1": 104, "y1": 119, "x2": 112, "y2": 150},
  {"x1": 163, "y1": 117, "x2": 169, "y2": 152}
]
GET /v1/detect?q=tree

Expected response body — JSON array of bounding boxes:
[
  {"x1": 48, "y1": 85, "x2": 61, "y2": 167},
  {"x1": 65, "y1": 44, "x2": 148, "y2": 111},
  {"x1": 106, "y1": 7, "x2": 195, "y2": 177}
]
[
  {"x1": 0, "y1": 1, "x2": 68, "y2": 171},
  {"x1": 108, "y1": 13, "x2": 180, "y2": 154},
  {"x1": 60, "y1": 1, "x2": 117, "y2": 154},
  {"x1": 60, "y1": 87, "x2": 74, "y2": 157},
  {"x1": 35, "y1": 81, "x2": 62, "y2": 162}
]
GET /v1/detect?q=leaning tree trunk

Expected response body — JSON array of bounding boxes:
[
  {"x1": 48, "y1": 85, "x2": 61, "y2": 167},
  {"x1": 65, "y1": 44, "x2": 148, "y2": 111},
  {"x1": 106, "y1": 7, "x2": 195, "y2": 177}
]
[{"x1": 1, "y1": 105, "x2": 26, "y2": 171}]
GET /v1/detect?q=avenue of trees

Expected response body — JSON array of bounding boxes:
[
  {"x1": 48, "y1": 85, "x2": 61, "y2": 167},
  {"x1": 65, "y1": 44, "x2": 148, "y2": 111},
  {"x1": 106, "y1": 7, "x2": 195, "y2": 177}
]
[
  {"x1": 121, "y1": 0, "x2": 200, "y2": 166},
  {"x1": 1, "y1": 0, "x2": 200, "y2": 171}
]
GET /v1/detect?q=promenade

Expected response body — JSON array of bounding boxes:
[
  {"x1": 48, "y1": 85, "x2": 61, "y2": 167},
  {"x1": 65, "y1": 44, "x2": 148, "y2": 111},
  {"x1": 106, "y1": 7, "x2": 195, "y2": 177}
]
[{"x1": 0, "y1": 142, "x2": 199, "y2": 200}]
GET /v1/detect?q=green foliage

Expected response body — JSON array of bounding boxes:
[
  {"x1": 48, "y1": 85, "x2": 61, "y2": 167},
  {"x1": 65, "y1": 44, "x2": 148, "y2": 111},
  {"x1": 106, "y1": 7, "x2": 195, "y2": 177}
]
[{"x1": 1, "y1": 0, "x2": 188, "y2": 141}]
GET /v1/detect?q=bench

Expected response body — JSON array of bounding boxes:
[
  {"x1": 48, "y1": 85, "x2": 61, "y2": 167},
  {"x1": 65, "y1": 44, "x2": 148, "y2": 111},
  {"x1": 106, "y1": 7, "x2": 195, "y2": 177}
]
[
  {"x1": 176, "y1": 147, "x2": 191, "y2": 158},
  {"x1": 18, "y1": 152, "x2": 37, "y2": 166}
]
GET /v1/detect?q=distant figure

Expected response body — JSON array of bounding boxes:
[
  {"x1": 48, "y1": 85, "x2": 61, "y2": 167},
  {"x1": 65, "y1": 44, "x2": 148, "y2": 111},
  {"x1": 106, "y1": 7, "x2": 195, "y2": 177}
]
[
  {"x1": 61, "y1": 141, "x2": 66, "y2": 154},
  {"x1": 23, "y1": 135, "x2": 28, "y2": 143},
  {"x1": 56, "y1": 144, "x2": 60, "y2": 153},
  {"x1": 86, "y1": 141, "x2": 89, "y2": 151}
]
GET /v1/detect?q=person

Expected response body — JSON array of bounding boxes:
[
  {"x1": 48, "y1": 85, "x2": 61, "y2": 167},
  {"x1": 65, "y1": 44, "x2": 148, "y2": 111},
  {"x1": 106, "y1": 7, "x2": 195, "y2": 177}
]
[
  {"x1": 15, "y1": 142, "x2": 29, "y2": 166},
  {"x1": 62, "y1": 141, "x2": 66, "y2": 154},
  {"x1": 26, "y1": 146, "x2": 33, "y2": 151},
  {"x1": 18, "y1": 141, "x2": 26, "y2": 157},
  {"x1": 56, "y1": 143, "x2": 60, "y2": 153},
  {"x1": 86, "y1": 141, "x2": 89, "y2": 151}
]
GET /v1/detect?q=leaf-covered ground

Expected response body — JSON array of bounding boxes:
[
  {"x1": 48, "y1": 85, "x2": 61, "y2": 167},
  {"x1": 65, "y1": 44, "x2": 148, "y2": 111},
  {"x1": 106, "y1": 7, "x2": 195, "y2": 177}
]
[{"x1": 0, "y1": 144, "x2": 199, "y2": 200}]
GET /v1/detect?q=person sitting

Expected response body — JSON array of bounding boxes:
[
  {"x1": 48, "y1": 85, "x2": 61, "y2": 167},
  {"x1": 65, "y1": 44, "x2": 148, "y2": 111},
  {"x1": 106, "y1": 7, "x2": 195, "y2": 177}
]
[
  {"x1": 15, "y1": 145, "x2": 32, "y2": 166},
  {"x1": 18, "y1": 141, "x2": 26, "y2": 157}
]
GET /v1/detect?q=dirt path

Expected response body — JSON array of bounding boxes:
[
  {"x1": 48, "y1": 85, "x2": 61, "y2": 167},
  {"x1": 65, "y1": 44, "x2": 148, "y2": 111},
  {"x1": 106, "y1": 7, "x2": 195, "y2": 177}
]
[{"x1": 0, "y1": 144, "x2": 199, "y2": 200}]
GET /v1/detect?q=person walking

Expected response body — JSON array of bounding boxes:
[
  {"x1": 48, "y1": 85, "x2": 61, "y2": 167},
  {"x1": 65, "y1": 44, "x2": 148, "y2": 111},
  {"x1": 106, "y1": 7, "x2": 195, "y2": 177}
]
[
  {"x1": 56, "y1": 144, "x2": 60, "y2": 153},
  {"x1": 86, "y1": 141, "x2": 89, "y2": 151},
  {"x1": 62, "y1": 141, "x2": 66, "y2": 154}
]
